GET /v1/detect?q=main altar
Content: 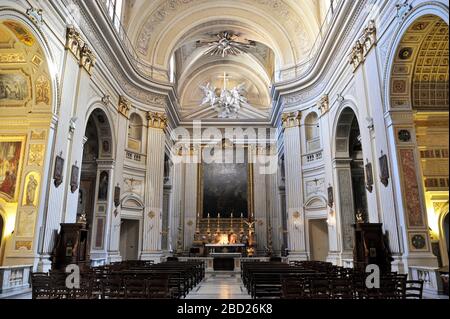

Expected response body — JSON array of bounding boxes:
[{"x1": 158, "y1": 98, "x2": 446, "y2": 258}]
[{"x1": 188, "y1": 213, "x2": 257, "y2": 270}]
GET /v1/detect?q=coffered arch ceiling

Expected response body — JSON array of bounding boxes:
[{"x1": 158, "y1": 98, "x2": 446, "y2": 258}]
[{"x1": 124, "y1": 0, "x2": 323, "y2": 121}]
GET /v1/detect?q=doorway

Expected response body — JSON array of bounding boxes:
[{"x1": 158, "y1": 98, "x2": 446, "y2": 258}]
[
  {"x1": 309, "y1": 219, "x2": 329, "y2": 262},
  {"x1": 119, "y1": 219, "x2": 139, "y2": 260}
]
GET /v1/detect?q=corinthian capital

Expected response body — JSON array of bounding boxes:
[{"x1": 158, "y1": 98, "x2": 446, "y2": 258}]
[
  {"x1": 282, "y1": 111, "x2": 301, "y2": 129},
  {"x1": 147, "y1": 112, "x2": 168, "y2": 130}
]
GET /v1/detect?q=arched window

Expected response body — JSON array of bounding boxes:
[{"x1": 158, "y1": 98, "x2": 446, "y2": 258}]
[
  {"x1": 305, "y1": 112, "x2": 321, "y2": 152},
  {"x1": 128, "y1": 113, "x2": 143, "y2": 152}
]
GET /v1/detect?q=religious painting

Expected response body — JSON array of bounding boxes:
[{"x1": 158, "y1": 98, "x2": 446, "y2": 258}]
[
  {"x1": 365, "y1": 161, "x2": 374, "y2": 193},
  {"x1": 3, "y1": 21, "x2": 35, "y2": 46},
  {"x1": 98, "y1": 171, "x2": 109, "y2": 200},
  {"x1": 70, "y1": 165, "x2": 79, "y2": 193},
  {"x1": 0, "y1": 72, "x2": 30, "y2": 106},
  {"x1": 327, "y1": 186, "x2": 334, "y2": 208},
  {"x1": 23, "y1": 172, "x2": 39, "y2": 207},
  {"x1": 201, "y1": 150, "x2": 249, "y2": 218},
  {"x1": 53, "y1": 155, "x2": 64, "y2": 187},
  {"x1": 379, "y1": 153, "x2": 390, "y2": 187},
  {"x1": 114, "y1": 186, "x2": 121, "y2": 207},
  {"x1": 0, "y1": 139, "x2": 24, "y2": 201}
]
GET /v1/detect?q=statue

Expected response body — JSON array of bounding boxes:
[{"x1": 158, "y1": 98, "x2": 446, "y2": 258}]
[{"x1": 25, "y1": 175, "x2": 38, "y2": 206}]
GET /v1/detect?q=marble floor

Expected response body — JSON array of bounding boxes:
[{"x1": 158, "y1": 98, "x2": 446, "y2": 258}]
[{"x1": 186, "y1": 272, "x2": 251, "y2": 299}]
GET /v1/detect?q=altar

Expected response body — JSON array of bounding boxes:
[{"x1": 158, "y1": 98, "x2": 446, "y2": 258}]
[{"x1": 205, "y1": 244, "x2": 245, "y2": 271}]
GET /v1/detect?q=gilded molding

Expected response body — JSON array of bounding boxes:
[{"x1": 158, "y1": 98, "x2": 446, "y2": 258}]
[
  {"x1": 80, "y1": 44, "x2": 96, "y2": 75},
  {"x1": 349, "y1": 20, "x2": 377, "y2": 71},
  {"x1": 118, "y1": 95, "x2": 131, "y2": 118},
  {"x1": 317, "y1": 94, "x2": 329, "y2": 115},
  {"x1": 65, "y1": 26, "x2": 96, "y2": 75},
  {"x1": 147, "y1": 112, "x2": 168, "y2": 129},
  {"x1": 65, "y1": 26, "x2": 84, "y2": 60},
  {"x1": 282, "y1": 111, "x2": 301, "y2": 129}
]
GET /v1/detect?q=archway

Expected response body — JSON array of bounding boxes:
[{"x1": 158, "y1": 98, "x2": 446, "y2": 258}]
[
  {"x1": 77, "y1": 108, "x2": 114, "y2": 255},
  {"x1": 0, "y1": 211, "x2": 4, "y2": 263},
  {"x1": 334, "y1": 108, "x2": 368, "y2": 255},
  {"x1": 388, "y1": 15, "x2": 448, "y2": 266}
]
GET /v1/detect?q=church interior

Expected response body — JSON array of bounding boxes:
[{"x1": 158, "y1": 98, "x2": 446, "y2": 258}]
[{"x1": 0, "y1": 0, "x2": 448, "y2": 301}]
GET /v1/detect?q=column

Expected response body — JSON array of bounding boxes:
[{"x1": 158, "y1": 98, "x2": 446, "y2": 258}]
[
  {"x1": 266, "y1": 153, "x2": 282, "y2": 255},
  {"x1": 107, "y1": 97, "x2": 130, "y2": 262},
  {"x1": 183, "y1": 146, "x2": 199, "y2": 251},
  {"x1": 37, "y1": 27, "x2": 84, "y2": 271},
  {"x1": 141, "y1": 112, "x2": 167, "y2": 262},
  {"x1": 282, "y1": 111, "x2": 307, "y2": 260},
  {"x1": 253, "y1": 145, "x2": 268, "y2": 255},
  {"x1": 169, "y1": 154, "x2": 184, "y2": 253}
]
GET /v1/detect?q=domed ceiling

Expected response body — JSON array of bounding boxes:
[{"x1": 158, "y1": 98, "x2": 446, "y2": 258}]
[{"x1": 122, "y1": 0, "x2": 328, "y2": 121}]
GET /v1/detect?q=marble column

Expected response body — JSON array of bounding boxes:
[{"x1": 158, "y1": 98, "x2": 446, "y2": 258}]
[
  {"x1": 282, "y1": 112, "x2": 307, "y2": 260},
  {"x1": 141, "y1": 112, "x2": 167, "y2": 262},
  {"x1": 266, "y1": 146, "x2": 282, "y2": 255}
]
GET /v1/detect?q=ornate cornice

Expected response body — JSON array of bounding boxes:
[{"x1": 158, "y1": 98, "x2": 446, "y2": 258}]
[
  {"x1": 282, "y1": 111, "x2": 301, "y2": 129},
  {"x1": 147, "y1": 111, "x2": 168, "y2": 129},
  {"x1": 349, "y1": 20, "x2": 377, "y2": 71}
]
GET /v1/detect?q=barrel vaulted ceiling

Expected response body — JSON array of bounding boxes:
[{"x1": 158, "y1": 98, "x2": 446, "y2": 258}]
[{"x1": 122, "y1": 0, "x2": 328, "y2": 121}]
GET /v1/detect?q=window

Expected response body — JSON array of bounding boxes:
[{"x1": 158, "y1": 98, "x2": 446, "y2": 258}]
[
  {"x1": 305, "y1": 113, "x2": 321, "y2": 152},
  {"x1": 128, "y1": 113, "x2": 143, "y2": 152},
  {"x1": 105, "y1": 0, "x2": 123, "y2": 30}
]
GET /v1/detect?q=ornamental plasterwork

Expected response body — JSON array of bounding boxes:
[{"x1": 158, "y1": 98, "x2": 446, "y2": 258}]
[
  {"x1": 317, "y1": 94, "x2": 329, "y2": 115},
  {"x1": 349, "y1": 20, "x2": 377, "y2": 71},
  {"x1": 69, "y1": 0, "x2": 167, "y2": 108},
  {"x1": 136, "y1": 0, "x2": 310, "y2": 56},
  {"x1": 281, "y1": 111, "x2": 301, "y2": 129},
  {"x1": 147, "y1": 111, "x2": 168, "y2": 129}
]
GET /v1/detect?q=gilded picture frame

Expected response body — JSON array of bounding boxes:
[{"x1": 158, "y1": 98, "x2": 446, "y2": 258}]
[{"x1": 0, "y1": 135, "x2": 26, "y2": 201}]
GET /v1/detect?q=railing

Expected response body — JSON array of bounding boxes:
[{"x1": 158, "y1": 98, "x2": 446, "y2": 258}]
[
  {"x1": 0, "y1": 265, "x2": 32, "y2": 296},
  {"x1": 92, "y1": 0, "x2": 344, "y2": 84},
  {"x1": 304, "y1": 150, "x2": 323, "y2": 164},
  {"x1": 125, "y1": 150, "x2": 145, "y2": 163}
]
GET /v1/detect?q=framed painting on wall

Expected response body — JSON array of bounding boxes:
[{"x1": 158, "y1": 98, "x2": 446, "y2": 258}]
[{"x1": 0, "y1": 136, "x2": 26, "y2": 201}]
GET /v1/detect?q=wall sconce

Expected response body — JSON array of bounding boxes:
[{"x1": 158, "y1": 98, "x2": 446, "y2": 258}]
[{"x1": 327, "y1": 210, "x2": 336, "y2": 227}]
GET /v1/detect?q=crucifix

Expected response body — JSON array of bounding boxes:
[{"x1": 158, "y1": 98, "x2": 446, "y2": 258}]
[{"x1": 218, "y1": 72, "x2": 231, "y2": 90}]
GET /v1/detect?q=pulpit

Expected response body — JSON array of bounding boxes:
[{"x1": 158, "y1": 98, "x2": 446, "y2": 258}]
[{"x1": 51, "y1": 223, "x2": 90, "y2": 270}]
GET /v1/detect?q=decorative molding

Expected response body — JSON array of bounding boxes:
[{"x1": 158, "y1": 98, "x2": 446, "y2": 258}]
[
  {"x1": 118, "y1": 95, "x2": 131, "y2": 118},
  {"x1": 147, "y1": 112, "x2": 168, "y2": 129},
  {"x1": 396, "y1": 0, "x2": 412, "y2": 23},
  {"x1": 281, "y1": 111, "x2": 301, "y2": 129},
  {"x1": 26, "y1": 7, "x2": 43, "y2": 26},
  {"x1": 317, "y1": 94, "x2": 329, "y2": 115}
]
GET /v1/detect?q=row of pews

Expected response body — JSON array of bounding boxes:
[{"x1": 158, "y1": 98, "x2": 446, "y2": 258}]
[
  {"x1": 31, "y1": 260, "x2": 205, "y2": 299},
  {"x1": 242, "y1": 260, "x2": 424, "y2": 299}
]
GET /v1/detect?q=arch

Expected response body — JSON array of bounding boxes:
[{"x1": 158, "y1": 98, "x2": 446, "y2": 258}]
[
  {"x1": 304, "y1": 112, "x2": 321, "y2": 152},
  {"x1": 0, "y1": 9, "x2": 59, "y2": 115},
  {"x1": 84, "y1": 103, "x2": 116, "y2": 157},
  {"x1": 382, "y1": 3, "x2": 449, "y2": 112},
  {"x1": 83, "y1": 107, "x2": 115, "y2": 159},
  {"x1": 127, "y1": 112, "x2": 144, "y2": 152},
  {"x1": 305, "y1": 196, "x2": 327, "y2": 210},
  {"x1": 121, "y1": 193, "x2": 145, "y2": 210}
]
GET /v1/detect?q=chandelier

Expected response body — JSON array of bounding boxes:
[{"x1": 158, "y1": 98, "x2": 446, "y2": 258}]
[
  {"x1": 200, "y1": 73, "x2": 248, "y2": 119},
  {"x1": 197, "y1": 32, "x2": 256, "y2": 58}
]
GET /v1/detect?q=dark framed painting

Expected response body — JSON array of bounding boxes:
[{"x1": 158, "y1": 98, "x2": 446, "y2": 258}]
[
  {"x1": 379, "y1": 154, "x2": 390, "y2": 187},
  {"x1": 200, "y1": 147, "x2": 250, "y2": 218},
  {"x1": 114, "y1": 186, "x2": 121, "y2": 207},
  {"x1": 327, "y1": 186, "x2": 334, "y2": 208},
  {"x1": 70, "y1": 164, "x2": 79, "y2": 193},
  {"x1": 0, "y1": 137, "x2": 25, "y2": 200},
  {"x1": 53, "y1": 155, "x2": 64, "y2": 187},
  {"x1": 365, "y1": 161, "x2": 374, "y2": 192}
]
